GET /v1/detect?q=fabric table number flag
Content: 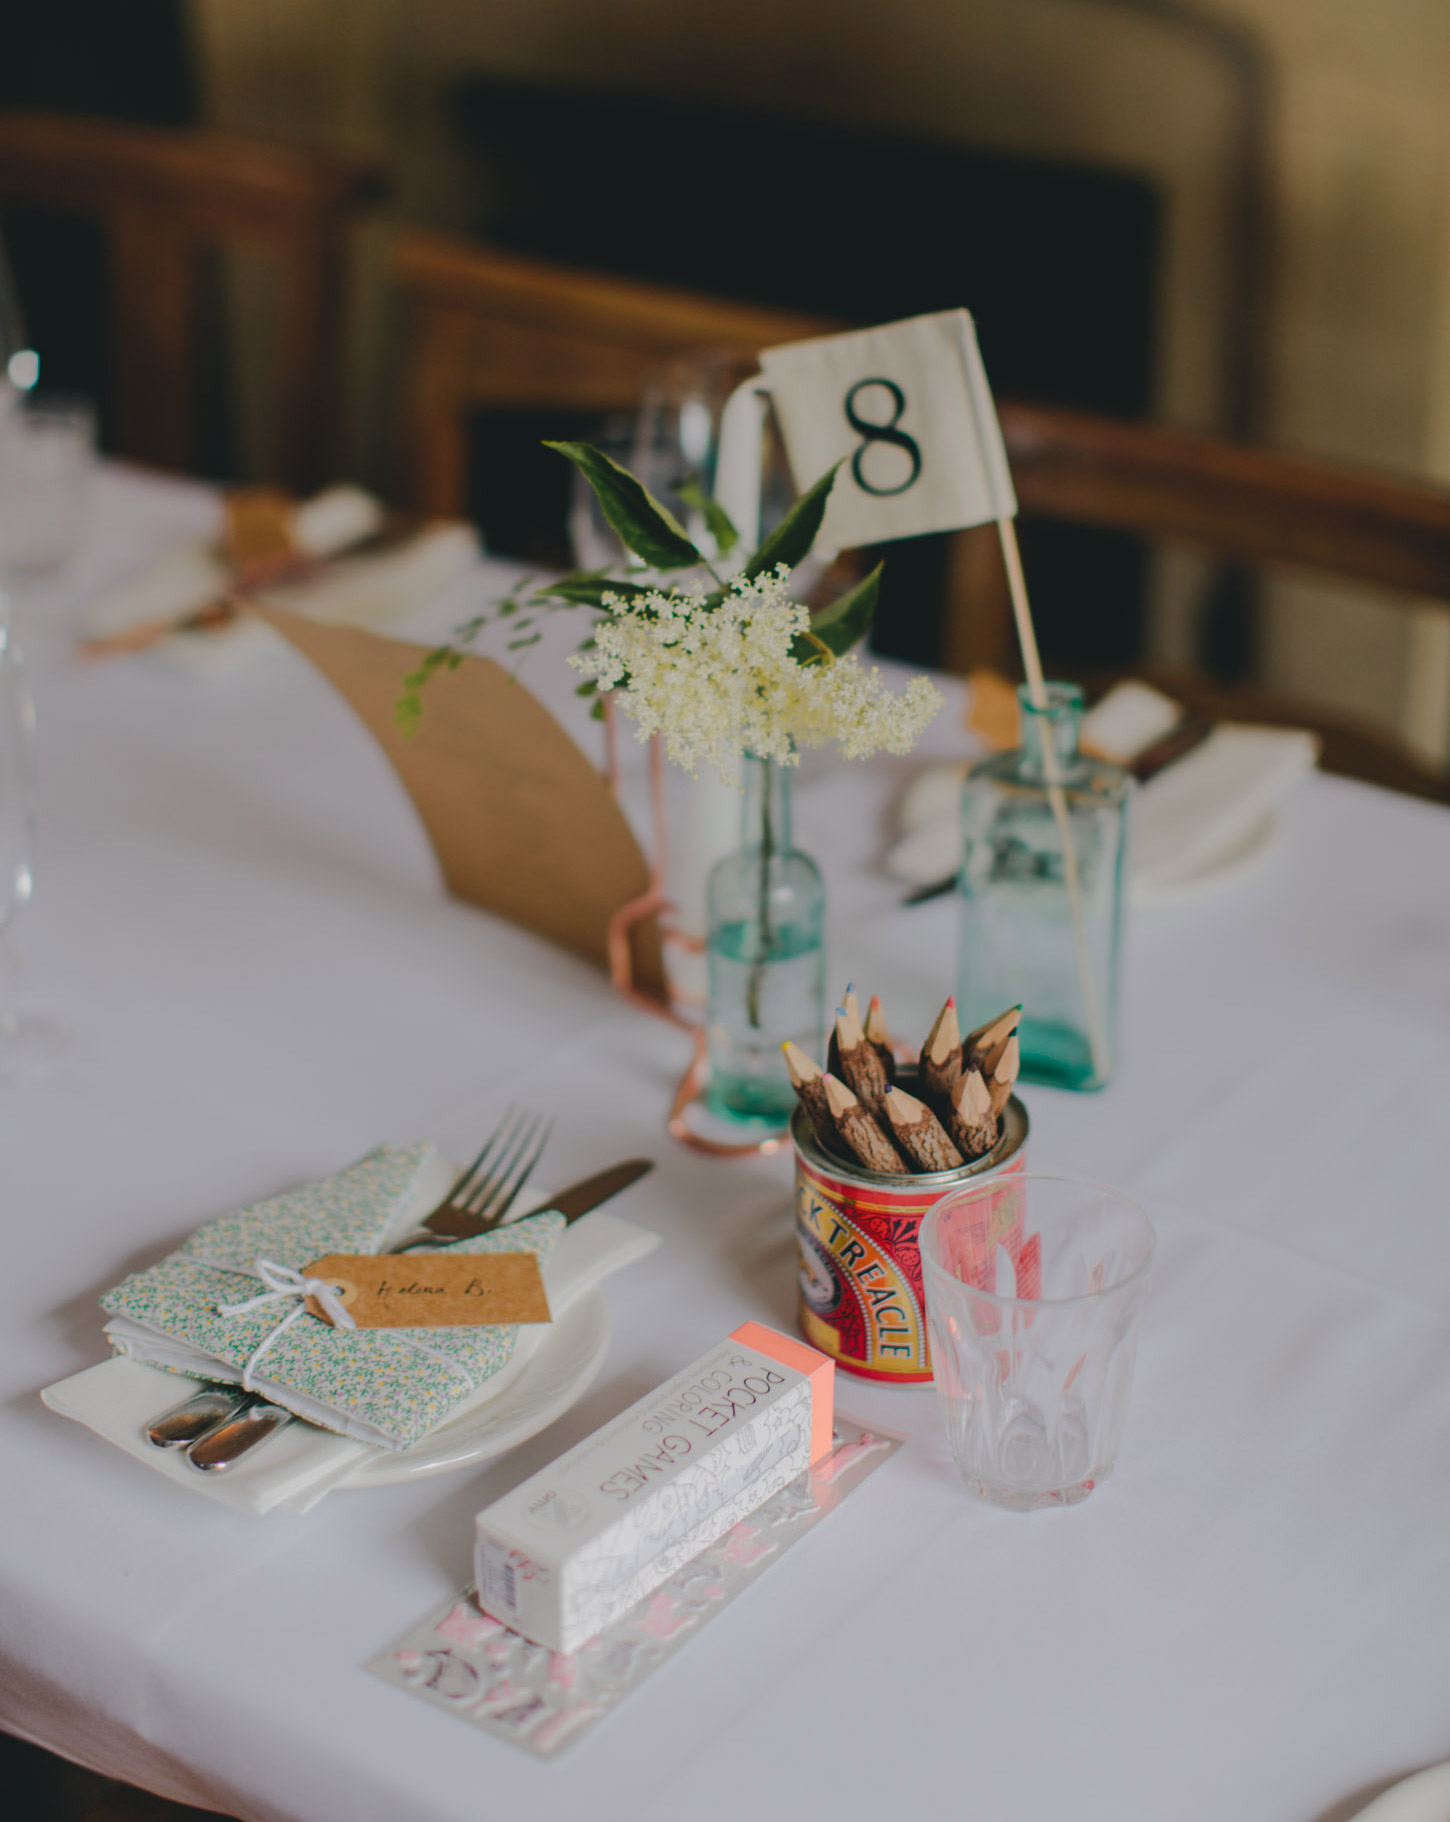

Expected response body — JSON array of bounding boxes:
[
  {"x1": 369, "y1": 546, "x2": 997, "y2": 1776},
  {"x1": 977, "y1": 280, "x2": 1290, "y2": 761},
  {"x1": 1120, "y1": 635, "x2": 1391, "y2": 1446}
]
[{"x1": 758, "y1": 309, "x2": 1017, "y2": 553}]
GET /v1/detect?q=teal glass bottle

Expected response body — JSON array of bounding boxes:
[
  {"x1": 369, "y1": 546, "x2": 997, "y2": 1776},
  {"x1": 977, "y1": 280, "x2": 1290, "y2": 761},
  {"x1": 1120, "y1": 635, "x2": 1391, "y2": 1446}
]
[
  {"x1": 706, "y1": 754, "x2": 825, "y2": 1126},
  {"x1": 957, "y1": 683, "x2": 1130, "y2": 1091}
]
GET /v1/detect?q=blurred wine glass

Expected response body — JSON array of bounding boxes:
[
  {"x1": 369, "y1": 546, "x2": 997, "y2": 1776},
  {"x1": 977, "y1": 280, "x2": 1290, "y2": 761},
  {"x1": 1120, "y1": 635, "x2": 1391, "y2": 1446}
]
[
  {"x1": 567, "y1": 350, "x2": 760, "y2": 574},
  {"x1": 0, "y1": 591, "x2": 68, "y2": 1080},
  {"x1": 567, "y1": 410, "x2": 636, "y2": 572},
  {"x1": 0, "y1": 231, "x2": 38, "y2": 410},
  {"x1": 633, "y1": 348, "x2": 751, "y2": 556},
  {"x1": 0, "y1": 394, "x2": 96, "y2": 574}
]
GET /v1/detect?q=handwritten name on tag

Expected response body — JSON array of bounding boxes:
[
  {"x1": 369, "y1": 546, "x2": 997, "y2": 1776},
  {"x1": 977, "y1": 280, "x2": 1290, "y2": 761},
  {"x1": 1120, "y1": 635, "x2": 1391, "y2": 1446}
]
[
  {"x1": 758, "y1": 309, "x2": 1017, "y2": 553},
  {"x1": 302, "y1": 1254, "x2": 552, "y2": 1329}
]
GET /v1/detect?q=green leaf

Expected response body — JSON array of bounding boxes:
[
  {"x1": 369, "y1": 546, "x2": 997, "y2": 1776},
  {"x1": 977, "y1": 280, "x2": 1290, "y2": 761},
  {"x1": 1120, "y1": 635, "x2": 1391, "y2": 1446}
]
[
  {"x1": 575, "y1": 678, "x2": 598, "y2": 696},
  {"x1": 545, "y1": 441, "x2": 703, "y2": 570},
  {"x1": 741, "y1": 461, "x2": 841, "y2": 580},
  {"x1": 542, "y1": 576, "x2": 656, "y2": 608},
  {"x1": 791, "y1": 562, "x2": 883, "y2": 663},
  {"x1": 394, "y1": 692, "x2": 423, "y2": 739},
  {"x1": 677, "y1": 478, "x2": 739, "y2": 556}
]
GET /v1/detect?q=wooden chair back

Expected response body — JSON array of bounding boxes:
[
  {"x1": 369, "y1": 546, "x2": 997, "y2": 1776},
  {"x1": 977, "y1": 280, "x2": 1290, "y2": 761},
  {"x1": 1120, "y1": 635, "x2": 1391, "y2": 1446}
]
[
  {"x1": 391, "y1": 233, "x2": 1450, "y2": 798},
  {"x1": 1002, "y1": 403, "x2": 1450, "y2": 606},
  {"x1": 392, "y1": 230, "x2": 838, "y2": 517},
  {"x1": 994, "y1": 402, "x2": 1450, "y2": 800},
  {"x1": 0, "y1": 112, "x2": 380, "y2": 488}
]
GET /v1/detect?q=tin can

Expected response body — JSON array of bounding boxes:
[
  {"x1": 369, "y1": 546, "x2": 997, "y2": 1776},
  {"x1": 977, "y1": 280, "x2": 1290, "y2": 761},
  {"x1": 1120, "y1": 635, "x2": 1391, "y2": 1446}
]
[{"x1": 793, "y1": 1076, "x2": 1029, "y2": 1383}]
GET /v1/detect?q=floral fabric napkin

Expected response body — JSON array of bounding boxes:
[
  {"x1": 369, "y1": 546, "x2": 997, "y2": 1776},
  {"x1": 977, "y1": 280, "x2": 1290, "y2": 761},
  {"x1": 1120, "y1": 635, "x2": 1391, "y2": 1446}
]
[{"x1": 100, "y1": 1144, "x2": 564, "y2": 1451}]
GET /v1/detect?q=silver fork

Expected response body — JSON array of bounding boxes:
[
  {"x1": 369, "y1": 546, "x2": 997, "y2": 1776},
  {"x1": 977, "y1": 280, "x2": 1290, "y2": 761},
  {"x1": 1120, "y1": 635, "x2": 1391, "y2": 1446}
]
[
  {"x1": 402, "y1": 1105, "x2": 554, "y2": 1246},
  {"x1": 148, "y1": 1108, "x2": 552, "y2": 1468}
]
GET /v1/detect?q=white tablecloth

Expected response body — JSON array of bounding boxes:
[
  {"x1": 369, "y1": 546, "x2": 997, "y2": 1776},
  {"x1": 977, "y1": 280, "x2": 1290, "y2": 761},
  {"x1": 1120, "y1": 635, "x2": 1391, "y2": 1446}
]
[{"x1": 2, "y1": 465, "x2": 1449, "y2": 1822}]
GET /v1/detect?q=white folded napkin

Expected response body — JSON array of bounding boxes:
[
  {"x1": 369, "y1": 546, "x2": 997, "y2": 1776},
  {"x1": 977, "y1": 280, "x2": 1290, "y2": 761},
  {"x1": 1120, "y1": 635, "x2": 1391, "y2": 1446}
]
[
  {"x1": 887, "y1": 721, "x2": 1319, "y2": 906},
  {"x1": 83, "y1": 484, "x2": 383, "y2": 639},
  {"x1": 1129, "y1": 724, "x2": 1319, "y2": 899},
  {"x1": 42, "y1": 1193, "x2": 658, "y2": 1516},
  {"x1": 81, "y1": 487, "x2": 479, "y2": 675}
]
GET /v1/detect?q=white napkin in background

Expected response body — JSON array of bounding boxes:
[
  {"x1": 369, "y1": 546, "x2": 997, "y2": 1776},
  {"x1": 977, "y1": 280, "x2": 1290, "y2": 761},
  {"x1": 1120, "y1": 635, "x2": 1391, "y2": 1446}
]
[
  {"x1": 1131, "y1": 723, "x2": 1319, "y2": 900},
  {"x1": 154, "y1": 520, "x2": 481, "y2": 679},
  {"x1": 887, "y1": 723, "x2": 1321, "y2": 906},
  {"x1": 82, "y1": 483, "x2": 383, "y2": 639},
  {"x1": 42, "y1": 1202, "x2": 658, "y2": 1516},
  {"x1": 79, "y1": 485, "x2": 479, "y2": 675}
]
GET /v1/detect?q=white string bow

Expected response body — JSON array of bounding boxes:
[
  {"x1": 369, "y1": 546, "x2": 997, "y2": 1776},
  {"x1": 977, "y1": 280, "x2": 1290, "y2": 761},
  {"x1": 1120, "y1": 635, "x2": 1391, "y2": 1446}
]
[{"x1": 217, "y1": 1256, "x2": 356, "y2": 1390}]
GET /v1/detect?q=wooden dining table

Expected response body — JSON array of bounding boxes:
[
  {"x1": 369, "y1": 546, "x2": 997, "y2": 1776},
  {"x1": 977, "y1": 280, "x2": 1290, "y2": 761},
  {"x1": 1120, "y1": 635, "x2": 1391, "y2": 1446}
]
[{"x1": 2, "y1": 461, "x2": 1448, "y2": 1822}]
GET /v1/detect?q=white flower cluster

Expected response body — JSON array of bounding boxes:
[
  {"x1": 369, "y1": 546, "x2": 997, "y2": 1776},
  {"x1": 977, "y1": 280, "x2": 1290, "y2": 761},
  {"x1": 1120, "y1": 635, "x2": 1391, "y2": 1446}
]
[{"x1": 568, "y1": 567, "x2": 941, "y2": 781}]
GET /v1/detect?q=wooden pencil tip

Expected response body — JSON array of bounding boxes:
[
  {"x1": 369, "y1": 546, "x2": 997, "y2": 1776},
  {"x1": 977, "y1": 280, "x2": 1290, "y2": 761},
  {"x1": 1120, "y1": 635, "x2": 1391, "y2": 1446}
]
[{"x1": 823, "y1": 1072, "x2": 858, "y2": 1115}]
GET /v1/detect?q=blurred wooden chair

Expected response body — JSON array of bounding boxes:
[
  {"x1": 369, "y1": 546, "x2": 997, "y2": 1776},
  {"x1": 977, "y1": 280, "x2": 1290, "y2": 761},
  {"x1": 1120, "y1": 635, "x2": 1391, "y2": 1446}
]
[
  {"x1": 392, "y1": 230, "x2": 837, "y2": 518},
  {"x1": 994, "y1": 404, "x2": 1450, "y2": 801},
  {"x1": 0, "y1": 111, "x2": 381, "y2": 488},
  {"x1": 392, "y1": 232, "x2": 1450, "y2": 801}
]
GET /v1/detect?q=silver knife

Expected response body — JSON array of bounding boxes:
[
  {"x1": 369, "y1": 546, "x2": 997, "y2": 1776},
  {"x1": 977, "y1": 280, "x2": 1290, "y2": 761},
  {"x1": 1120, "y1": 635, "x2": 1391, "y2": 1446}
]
[
  {"x1": 181, "y1": 1156, "x2": 655, "y2": 1471},
  {"x1": 528, "y1": 1158, "x2": 654, "y2": 1228}
]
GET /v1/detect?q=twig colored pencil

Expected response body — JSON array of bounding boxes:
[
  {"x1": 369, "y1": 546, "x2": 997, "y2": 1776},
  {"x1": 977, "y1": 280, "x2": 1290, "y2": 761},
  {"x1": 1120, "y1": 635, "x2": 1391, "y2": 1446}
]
[
  {"x1": 864, "y1": 994, "x2": 896, "y2": 1083},
  {"x1": 881, "y1": 1084, "x2": 963, "y2": 1172},
  {"x1": 948, "y1": 1067, "x2": 998, "y2": 1158},
  {"x1": 823, "y1": 1073, "x2": 907, "y2": 1174},
  {"x1": 834, "y1": 1002, "x2": 889, "y2": 1112},
  {"x1": 782, "y1": 1041, "x2": 834, "y2": 1144},
  {"x1": 986, "y1": 1034, "x2": 1020, "y2": 1120},
  {"x1": 963, "y1": 1003, "x2": 1020, "y2": 1075},
  {"x1": 919, "y1": 996, "x2": 963, "y2": 1104}
]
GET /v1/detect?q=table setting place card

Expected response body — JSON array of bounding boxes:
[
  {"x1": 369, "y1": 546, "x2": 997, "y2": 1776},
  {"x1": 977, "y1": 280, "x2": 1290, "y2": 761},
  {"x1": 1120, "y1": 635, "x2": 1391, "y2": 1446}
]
[{"x1": 41, "y1": 1142, "x2": 659, "y2": 1514}]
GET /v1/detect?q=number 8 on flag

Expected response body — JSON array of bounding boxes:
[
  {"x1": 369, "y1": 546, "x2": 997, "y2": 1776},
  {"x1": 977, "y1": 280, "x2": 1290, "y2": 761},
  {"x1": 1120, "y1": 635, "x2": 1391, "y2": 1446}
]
[{"x1": 758, "y1": 309, "x2": 1017, "y2": 553}]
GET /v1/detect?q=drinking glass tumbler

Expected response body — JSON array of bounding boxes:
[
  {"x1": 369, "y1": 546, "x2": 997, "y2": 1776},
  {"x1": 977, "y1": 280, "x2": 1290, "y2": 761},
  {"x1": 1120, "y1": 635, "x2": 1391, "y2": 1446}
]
[
  {"x1": 0, "y1": 394, "x2": 96, "y2": 573},
  {"x1": 920, "y1": 1175, "x2": 1154, "y2": 1510}
]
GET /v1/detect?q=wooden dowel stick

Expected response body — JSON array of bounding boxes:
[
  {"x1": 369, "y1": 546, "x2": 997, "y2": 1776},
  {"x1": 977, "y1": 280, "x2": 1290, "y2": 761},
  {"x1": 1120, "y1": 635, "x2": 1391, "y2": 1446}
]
[{"x1": 995, "y1": 516, "x2": 1109, "y2": 1080}]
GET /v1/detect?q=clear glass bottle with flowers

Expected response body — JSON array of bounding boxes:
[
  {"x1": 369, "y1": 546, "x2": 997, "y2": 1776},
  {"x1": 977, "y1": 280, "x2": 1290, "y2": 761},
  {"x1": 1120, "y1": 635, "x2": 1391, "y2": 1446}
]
[{"x1": 399, "y1": 442, "x2": 941, "y2": 1126}]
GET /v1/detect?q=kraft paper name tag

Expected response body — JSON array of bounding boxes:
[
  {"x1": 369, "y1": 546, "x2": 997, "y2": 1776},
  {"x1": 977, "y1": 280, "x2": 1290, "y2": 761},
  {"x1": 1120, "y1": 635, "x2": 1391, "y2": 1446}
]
[
  {"x1": 758, "y1": 308, "x2": 1017, "y2": 552},
  {"x1": 302, "y1": 1254, "x2": 552, "y2": 1329}
]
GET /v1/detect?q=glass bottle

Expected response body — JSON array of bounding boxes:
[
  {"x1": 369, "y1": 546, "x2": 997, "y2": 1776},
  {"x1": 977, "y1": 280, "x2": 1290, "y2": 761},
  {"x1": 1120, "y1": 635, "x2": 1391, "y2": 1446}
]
[
  {"x1": 957, "y1": 682, "x2": 1130, "y2": 1091},
  {"x1": 0, "y1": 591, "x2": 69, "y2": 1079},
  {"x1": 706, "y1": 754, "x2": 825, "y2": 1125}
]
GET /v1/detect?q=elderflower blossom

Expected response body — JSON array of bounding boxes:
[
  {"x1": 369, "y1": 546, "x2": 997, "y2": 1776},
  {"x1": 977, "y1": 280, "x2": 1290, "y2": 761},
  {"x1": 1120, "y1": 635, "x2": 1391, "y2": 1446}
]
[{"x1": 568, "y1": 567, "x2": 941, "y2": 781}]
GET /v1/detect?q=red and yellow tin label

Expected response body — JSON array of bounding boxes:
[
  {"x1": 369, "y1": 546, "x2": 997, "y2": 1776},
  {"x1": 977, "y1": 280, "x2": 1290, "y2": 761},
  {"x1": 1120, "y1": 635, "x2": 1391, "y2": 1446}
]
[{"x1": 794, "y1": 1117, "x2": 1027, "y2": 1383}]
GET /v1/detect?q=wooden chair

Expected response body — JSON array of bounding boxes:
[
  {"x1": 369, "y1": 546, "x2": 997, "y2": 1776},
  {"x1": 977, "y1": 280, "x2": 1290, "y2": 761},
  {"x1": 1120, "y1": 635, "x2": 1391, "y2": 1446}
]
[
  {"x1": 392, "y1": 230, "x2": 839, "y2": 517},
  {"x1": 0, "y1": 111, "x2": 381, "y2": 489},
  {"x1": 391, "y1": 231, "x2": 1450, "y2": 801},
  {"x1": 995, "y1": 404, "x2": 1450, "y2": 801}
]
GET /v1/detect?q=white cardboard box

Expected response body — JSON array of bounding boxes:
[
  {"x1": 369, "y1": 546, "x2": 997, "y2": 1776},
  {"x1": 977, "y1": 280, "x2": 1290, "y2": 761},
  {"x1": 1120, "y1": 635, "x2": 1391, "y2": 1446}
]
[{"x1": 475, "y1": 1322, "x2": 833, "y2": 1652}]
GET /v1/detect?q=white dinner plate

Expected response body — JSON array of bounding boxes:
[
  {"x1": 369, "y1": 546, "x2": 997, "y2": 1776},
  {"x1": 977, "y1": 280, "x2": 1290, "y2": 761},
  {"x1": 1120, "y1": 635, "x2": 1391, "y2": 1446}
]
[
  {"x1": 339, "y1": 1287, "x2": 611, "y2": 1486},
  {"x1": 1350, "y1": 1763, "x2": 1450, "y2": 1822}
]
